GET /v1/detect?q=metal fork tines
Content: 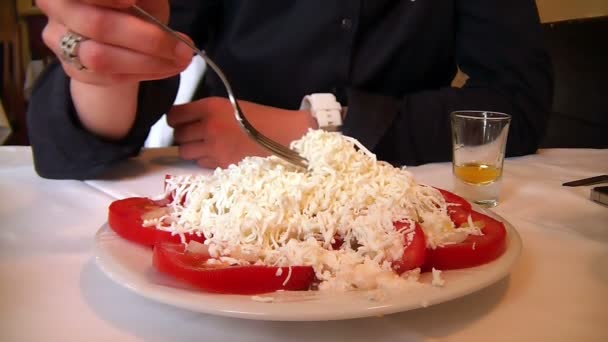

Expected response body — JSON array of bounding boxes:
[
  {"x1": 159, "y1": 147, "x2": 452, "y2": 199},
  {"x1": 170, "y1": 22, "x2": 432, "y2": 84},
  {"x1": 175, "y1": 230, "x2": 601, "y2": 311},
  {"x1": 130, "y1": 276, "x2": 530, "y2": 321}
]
[{"x1": 131, "y1": 5, "x2": 308, "y2": 169}]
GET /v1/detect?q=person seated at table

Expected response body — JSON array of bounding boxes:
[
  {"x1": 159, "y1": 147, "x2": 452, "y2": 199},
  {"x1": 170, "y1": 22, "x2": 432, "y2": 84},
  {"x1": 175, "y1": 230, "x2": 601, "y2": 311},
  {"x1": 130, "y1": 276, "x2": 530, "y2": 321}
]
[{"x1": 27, "y1": 0, "x2": 553, "y2": 180}]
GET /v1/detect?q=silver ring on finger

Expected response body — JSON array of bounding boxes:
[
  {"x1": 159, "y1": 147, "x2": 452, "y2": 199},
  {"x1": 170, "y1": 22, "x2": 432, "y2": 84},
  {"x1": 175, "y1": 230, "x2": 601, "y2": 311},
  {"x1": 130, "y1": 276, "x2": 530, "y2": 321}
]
[{"x1": 60, "y1": 30, "x2": 89, "y2": 71}]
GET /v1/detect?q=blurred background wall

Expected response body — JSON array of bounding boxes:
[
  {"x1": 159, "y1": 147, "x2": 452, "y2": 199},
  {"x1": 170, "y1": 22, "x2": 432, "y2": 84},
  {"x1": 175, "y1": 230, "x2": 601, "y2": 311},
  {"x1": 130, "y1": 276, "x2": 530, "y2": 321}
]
[
  {"x1": 536, "y1": 0, "x2": 608, "y2": 22},
  {"x1": 537, "y1": 0, "x2": 608, "y2": 148}
]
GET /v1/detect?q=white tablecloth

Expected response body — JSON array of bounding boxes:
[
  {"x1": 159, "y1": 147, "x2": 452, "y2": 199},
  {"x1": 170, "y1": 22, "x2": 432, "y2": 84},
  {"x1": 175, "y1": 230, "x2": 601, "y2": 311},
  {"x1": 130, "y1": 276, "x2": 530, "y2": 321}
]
[{"x1": 1, "y1": 146, "x2": 607, "y2": 342}]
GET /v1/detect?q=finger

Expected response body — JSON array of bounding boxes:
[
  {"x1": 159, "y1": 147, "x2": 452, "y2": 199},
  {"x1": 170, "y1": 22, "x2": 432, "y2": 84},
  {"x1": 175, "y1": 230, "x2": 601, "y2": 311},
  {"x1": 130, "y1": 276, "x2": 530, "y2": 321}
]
[
  {"x1": 62, "y1": 63, "x2": 181, "y2": 86},
  {"x1": 41, "y1": 0, "x2": 192, "y2": 65},
  {"x1": 54, "y1": 48, "x2": 183, "y2": 86},
  {"x1": 178, "y1": 141, "x2": 209, "y2": 160},
  {"x1": 44, "y1": 21, "x2": 188, "y2": 76},
  {"x1": 173, "y1": 121, "x2": 205, "y2": 144},
  {"x1": 167, "y1": 103, "x2": 205, "y2": 127},
  {"x1": 79, "y1": 0, "x2": 135, "y2": 9},
  {"x1": 63, "y1": 62, "x2": 183, "y2": 85}
]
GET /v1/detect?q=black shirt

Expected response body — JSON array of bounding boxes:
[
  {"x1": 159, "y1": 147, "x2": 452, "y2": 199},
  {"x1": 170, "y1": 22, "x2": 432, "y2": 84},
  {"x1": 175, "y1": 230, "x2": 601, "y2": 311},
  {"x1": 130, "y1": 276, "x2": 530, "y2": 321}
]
[{"x1": 27, "y1": 0, "x2": 553, "y2": 179}]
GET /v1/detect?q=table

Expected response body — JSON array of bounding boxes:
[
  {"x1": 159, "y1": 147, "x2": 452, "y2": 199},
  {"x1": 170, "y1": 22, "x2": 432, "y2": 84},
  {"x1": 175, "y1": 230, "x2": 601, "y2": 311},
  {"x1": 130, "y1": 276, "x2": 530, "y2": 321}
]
[{"x1": 1, "y1": 146, "x2": 607, "y2": 341}]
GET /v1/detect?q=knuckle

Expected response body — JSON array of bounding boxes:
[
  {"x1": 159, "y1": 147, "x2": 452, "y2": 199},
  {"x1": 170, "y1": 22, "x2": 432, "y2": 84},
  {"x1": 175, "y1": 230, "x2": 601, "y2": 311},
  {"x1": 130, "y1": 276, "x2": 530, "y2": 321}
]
[
  {"x1": 62, "y1": 62, "x2": 90, "y2": 82},
  {"x1": 61, "y1": 63, "x2": 77, "y2": 78},
  {"x1": 173, "y1": 129, "x2": 184, "y2": 142},
  {"x1": 138, "y1": 33, "x2": 167, "y2": 55},
  {"x1": 79, "y1": 10, "x2": 109, "y2": 39},
  {"x1": 166, "y1": 113, "x2": 179, "y2": 127},
  {"x1": 41, "y1": 25, "x2": 54, "y2": 50},
  {"x1": 84, "y1": 0, "x2": 134, "y2": 9},
  {"x1": 81, "y1": 43, "x2": 108, "y2": 71},
  {"x1": 166, "y1": 117, "x2": 175, "y2": 127},
  {"x1": 35, "y1": 0, "x2": 50, "y2": 14}
]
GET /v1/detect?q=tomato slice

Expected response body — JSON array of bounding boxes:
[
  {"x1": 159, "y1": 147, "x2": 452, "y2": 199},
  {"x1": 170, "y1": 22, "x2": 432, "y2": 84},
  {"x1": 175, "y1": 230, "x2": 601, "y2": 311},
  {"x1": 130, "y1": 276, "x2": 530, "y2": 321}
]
[
  {"x1": 153, "y1": 243, "x2": 316, "y2": 294},
  {"x1": 392, "y1": 222, "x2": 427, "y2": 273},
  {"x1": 110, "y1": 183, "x2": 507, "y2": 294},
  {"x1": 108, "y1": 197, "x2": 205, "y2": 247},
  {"x1": 423, "y1": 210, "x2": 507, "y2": 270},
  {"x1": 435, "y1": 188, "x2": 472, "y2": 226}
]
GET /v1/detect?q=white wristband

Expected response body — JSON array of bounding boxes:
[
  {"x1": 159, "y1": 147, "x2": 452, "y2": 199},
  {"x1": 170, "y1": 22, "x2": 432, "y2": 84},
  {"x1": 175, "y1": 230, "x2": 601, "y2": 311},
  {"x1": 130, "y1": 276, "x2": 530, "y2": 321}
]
[{"x1": 300, "y1": 94, "x2": 343, "y2": 131}]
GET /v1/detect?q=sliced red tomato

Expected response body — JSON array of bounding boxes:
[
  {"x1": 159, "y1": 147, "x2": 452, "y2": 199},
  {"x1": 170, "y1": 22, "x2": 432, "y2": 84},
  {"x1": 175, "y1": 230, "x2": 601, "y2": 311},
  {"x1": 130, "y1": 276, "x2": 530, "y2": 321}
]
[
  {"x1": 153, "y1": 243, "x2": 316, "y2": 294},
  {"x1": 331, "y1": 221, "x2": 426, "y2": 273},
  {"x1": 164, "y1": 174, "x2": 190, "y2": 205},
  {"x1": 423, "y1": 210, "x2": 507, "y2": 270},
  {"x1": 110, "y1": 183, "x2": 507, "y2": 295},
  {"x1": 435, "y1": 188, "x2": 472, "y2": 226},
  {"x1": 392, "y1": 222, "x2": 427, "y2": 273},
  {"x1": 331, "y1": 236, "x2": 344, "y2": 250},
  {"x1": 108, "y1": 197, "x2": 205, "y2": 247}
]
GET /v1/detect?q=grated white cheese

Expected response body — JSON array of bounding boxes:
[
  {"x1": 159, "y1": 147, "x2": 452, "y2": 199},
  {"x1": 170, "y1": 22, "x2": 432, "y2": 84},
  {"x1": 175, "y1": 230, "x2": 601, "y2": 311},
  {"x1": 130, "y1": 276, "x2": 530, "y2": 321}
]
[
  {"x1": 146, "y1": 130, "x2": 481, "y2": 291},
  {"x1": 431, "y1": 268, "x2": 445, "y2": 287},
  {"x1": 282, "y1": 266, "x2": 293, "y2": 286}
]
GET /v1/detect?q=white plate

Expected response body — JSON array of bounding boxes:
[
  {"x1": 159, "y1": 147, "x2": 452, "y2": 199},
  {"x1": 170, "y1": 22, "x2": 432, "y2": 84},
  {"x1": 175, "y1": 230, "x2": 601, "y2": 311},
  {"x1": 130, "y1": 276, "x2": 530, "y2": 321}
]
[{"x1": 94, "y1": 210, "x2": 522, "y2": 321}]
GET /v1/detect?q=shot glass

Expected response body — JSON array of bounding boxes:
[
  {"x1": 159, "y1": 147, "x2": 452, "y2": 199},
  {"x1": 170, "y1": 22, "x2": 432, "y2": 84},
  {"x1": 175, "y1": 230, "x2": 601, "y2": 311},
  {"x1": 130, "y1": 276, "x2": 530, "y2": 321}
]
[{"x1": 451, "y1": 111, "x2": 511, "y2": 207}]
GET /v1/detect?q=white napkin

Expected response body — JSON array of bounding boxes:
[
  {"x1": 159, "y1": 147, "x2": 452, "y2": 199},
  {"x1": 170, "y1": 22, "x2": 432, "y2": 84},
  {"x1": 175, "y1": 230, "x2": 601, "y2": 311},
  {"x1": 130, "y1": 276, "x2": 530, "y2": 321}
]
[{"x1": 144, "y1": 55, "x2": 206, "y2": 148}]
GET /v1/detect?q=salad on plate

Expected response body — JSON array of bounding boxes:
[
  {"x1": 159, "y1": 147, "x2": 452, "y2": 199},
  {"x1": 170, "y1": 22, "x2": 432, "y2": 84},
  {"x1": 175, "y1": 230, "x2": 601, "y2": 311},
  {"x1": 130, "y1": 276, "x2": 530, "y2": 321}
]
[{"x1": 107, "y1": 130, "x2": 507, "y2": 295}]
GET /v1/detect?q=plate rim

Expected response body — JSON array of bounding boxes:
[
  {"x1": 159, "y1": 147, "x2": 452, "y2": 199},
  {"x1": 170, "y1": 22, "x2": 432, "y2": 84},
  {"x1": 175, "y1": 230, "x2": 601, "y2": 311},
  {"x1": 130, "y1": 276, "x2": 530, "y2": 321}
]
[{"x1": 93, "y1": 208, "x2": 522, "y2": 321}]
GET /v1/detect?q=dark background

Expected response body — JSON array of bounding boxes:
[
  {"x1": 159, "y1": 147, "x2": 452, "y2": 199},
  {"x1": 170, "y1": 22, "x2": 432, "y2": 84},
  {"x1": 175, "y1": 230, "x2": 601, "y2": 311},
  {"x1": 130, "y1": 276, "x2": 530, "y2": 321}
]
[
  {"x1": 1, "y1": 14, "x2": 607, "y2": 149},
  {"x1": 540, "y1": 17, "x2": 608, "y2": 148}
]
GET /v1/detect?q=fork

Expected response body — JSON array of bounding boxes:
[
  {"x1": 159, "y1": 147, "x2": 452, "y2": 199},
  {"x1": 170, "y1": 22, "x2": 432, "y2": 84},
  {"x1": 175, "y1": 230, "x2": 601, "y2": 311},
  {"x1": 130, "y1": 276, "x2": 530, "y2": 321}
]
[{"x1": 131, "y1": 5, "x2": 308, "y2": 169}]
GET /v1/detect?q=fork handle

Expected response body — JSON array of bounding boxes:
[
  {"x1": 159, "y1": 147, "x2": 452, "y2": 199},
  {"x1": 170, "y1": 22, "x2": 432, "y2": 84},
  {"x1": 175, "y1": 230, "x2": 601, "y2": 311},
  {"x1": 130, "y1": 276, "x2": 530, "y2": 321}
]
[{"x1": 130, "y1": 6, "x2": 242, "y2": 127}]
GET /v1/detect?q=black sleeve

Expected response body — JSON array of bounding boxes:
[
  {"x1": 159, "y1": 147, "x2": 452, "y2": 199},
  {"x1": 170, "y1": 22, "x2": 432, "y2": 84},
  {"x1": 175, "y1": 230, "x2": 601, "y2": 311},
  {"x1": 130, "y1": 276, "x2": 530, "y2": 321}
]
[
  {"x1": 343, "y1": 0, "x2": 553, "y2": 166},
  {"x1": 169, "y1": 0, "x2": 221, "y2": 47},
  {"x1": 27, "y1": 62, "x2": 179, "y2": 180},
  {"x1": 27, "y1": 2, "x2": 217, "y2": 180}
]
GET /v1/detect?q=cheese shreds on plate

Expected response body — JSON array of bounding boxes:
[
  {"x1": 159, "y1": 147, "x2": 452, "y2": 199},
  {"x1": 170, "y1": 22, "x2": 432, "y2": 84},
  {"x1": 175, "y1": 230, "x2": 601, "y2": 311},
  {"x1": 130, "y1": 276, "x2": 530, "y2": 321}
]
[{"x1": 144, "y1": 130, "x2": 481, "y2": 291}]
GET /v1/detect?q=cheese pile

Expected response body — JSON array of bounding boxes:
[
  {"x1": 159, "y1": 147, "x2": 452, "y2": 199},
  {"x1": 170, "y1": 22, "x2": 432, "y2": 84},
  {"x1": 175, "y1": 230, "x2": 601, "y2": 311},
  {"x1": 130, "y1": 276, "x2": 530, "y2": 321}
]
[{"x1": 145, "y1": 130, "x2": 480, "y2": 291}]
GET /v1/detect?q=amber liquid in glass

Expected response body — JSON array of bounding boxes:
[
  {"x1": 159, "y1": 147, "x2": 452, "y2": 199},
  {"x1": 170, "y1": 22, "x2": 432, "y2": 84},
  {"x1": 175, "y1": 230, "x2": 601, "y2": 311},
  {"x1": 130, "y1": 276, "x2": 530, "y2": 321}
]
[
  {"x1": 453, "y1": 163, "x2": 502, "y2": 185},
  {"x1": 453, "y1": 162, "x2": 503, "y2": 207}
]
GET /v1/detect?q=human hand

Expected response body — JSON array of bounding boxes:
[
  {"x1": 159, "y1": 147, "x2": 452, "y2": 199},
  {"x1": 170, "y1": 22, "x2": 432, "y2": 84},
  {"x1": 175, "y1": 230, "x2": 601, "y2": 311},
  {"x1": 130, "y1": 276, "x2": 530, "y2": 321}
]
[
  {"x1": 167, "y1": 97, "x2": 316, "y2": 169},
  {"x1": 37, "y1": 0, "x2": 192, "y2": 87}
]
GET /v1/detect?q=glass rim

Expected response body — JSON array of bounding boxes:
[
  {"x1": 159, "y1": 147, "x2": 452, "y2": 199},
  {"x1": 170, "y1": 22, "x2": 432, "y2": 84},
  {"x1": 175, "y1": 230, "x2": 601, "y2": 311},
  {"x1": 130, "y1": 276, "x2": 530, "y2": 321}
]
[{"x1": 451, "y1": 110, "x2": 511, "y2": 120}]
